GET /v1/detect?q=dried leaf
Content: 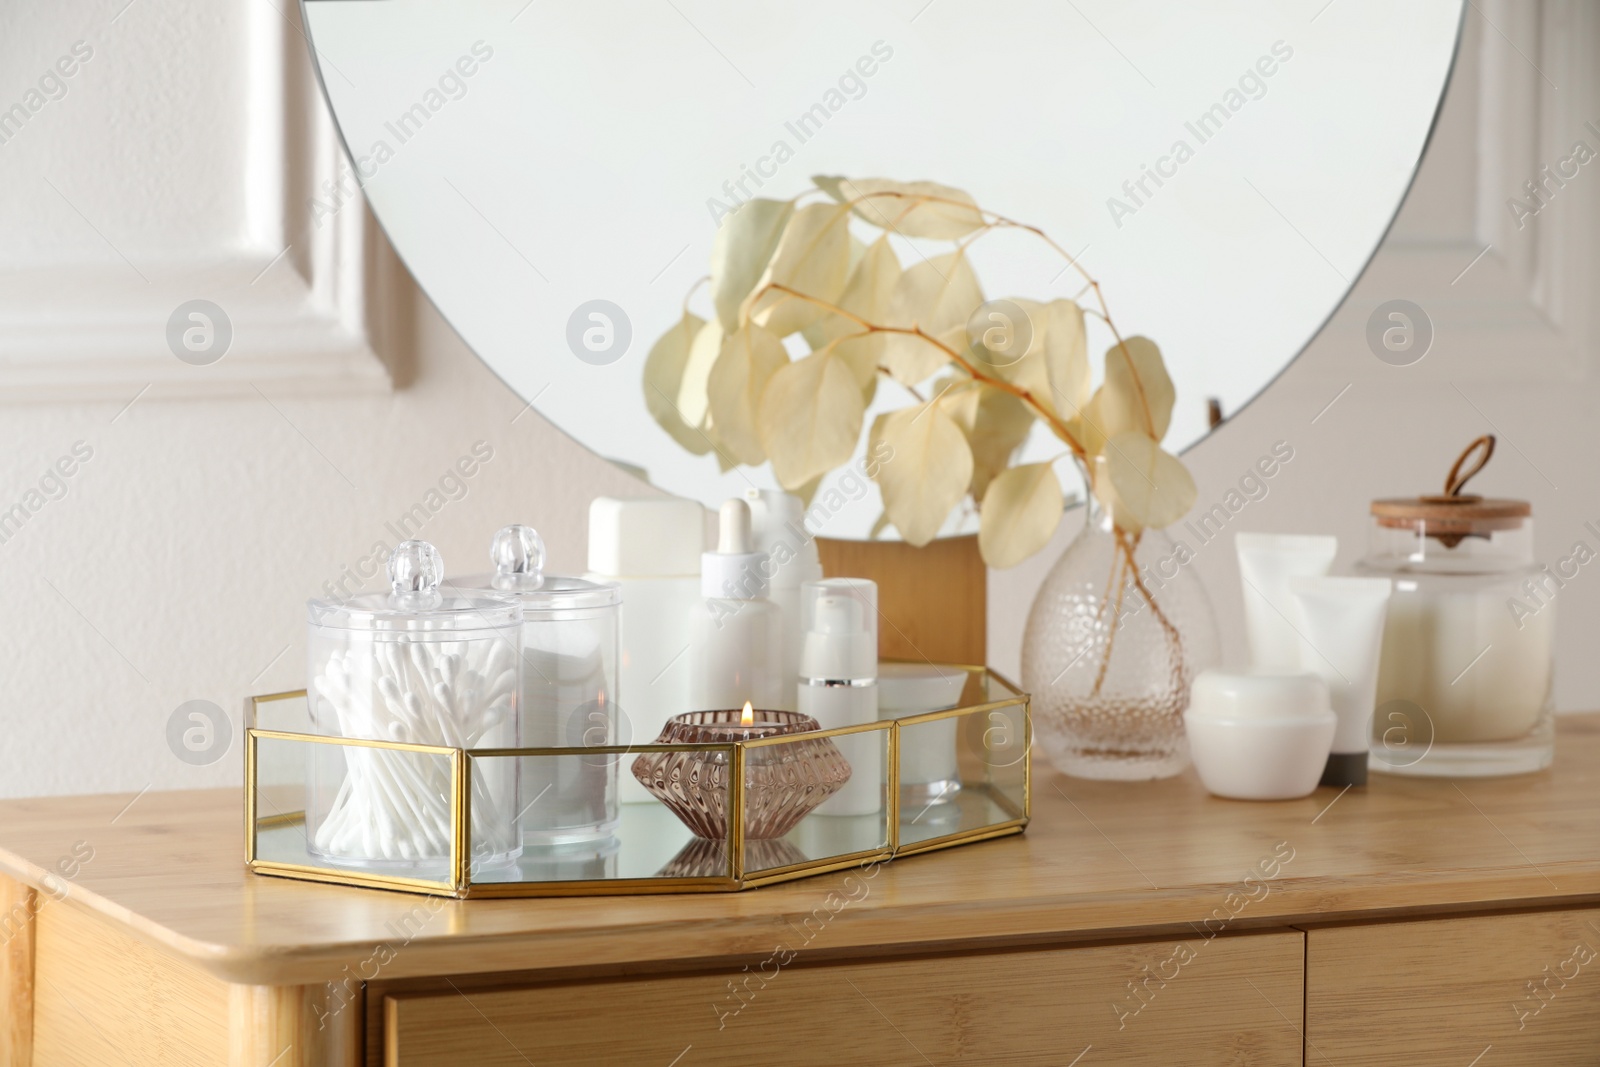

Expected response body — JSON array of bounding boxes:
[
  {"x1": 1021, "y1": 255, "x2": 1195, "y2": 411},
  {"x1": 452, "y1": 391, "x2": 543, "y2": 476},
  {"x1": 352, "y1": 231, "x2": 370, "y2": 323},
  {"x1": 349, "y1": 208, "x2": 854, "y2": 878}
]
[
  {"x1": 759, "y1": 348, "x2": 865, "y2": 490},
  {"x1": 1101, "y1": 336, "x2": 1175, "y2": 442},
  {"x1": 1101, "y1": 431, "x2": 1196, "y2": 531},
  {"x1": 676, "y1": 319, "x2": 723, "y2": 429},
  {"x1": 800, "y1": 235, "x2": 878, "y2": 346},
  {"x1": 707, "y1": 323, "x2": 789, "y2": 466},
  {"x1": 815, "y1": 176, "x2": 986, "y2": 239},
  {"x1": 1064, "y1": 386, "x2": 1109, "y2": 458},
  {"x1": 702, "y1": 410, "x2": 739, "y2": 472},
  {"x1": 709, "y1": 199, "x2": 794, "y2": 332},
  {"x1": 1041, "y1": 300, "x2": 1089, "y2": 417},
  {"x1": 881, "y1": 248, "x2": 982, "y2": 385},
  {"x1": 967, "y1": 299, "x2": 1034, "y2": 372},
  {"x1": 986, "y1": 298, "x2": 1088, "y2": 425},
  {"x1": 938, "y1": 379, "x2": 1036, "y2": 502},
  {"x1": 978, "y1": 462, "x2": 1065, "y2": 568},
  {"x1": 642, "y1": 312, "x2": 714, "y2": 455},
  {"x1": 838, "y1": 236, "x2": 903, "y2": 326},
  {"x1": 794, "y1": 473, "x2": 824, "y2": 509},
  {"x1": 742, "y1": 202, "x2": 851, "y2": 337},
  {"x1": 814, "y1": 332, "x2": 880, "y2": 394},
  {"x1": 810, "y1": 235, "x2": 901, "y2": 395},
  {"x1": 868, "y1": 402, "x2": 973, "y2": 546}
]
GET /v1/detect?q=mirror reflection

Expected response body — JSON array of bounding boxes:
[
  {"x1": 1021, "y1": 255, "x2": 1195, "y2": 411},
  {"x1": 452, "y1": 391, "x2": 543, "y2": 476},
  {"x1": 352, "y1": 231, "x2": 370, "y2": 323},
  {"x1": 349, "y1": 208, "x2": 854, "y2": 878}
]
[{"x1": 302, "y1": 0, "x2": 1462, "y2": 539}]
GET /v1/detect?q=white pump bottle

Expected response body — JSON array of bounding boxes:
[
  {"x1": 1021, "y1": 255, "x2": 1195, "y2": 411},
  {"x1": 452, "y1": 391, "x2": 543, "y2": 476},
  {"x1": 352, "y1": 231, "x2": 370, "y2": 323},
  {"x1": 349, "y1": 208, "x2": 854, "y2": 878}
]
[{"x1": 799, "y1": 593, "x2": 881, "y2": 816}]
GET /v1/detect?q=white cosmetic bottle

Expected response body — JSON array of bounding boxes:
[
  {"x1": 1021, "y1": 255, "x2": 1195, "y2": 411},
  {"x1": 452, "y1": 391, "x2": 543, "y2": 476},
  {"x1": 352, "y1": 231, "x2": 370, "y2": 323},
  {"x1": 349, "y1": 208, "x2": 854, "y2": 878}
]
[
  {"x1": 688, "y1": 499, "x2": 784, "y2": 712},
  {"x1": 586, "y1": 497, "x2": 704, "y2": 804},
  {"x1": 744, "y1": 489, "x2": 823, "y2": 711},
  {"x1": 799, "y1": 591, "x2": 881, "y2": 817}
]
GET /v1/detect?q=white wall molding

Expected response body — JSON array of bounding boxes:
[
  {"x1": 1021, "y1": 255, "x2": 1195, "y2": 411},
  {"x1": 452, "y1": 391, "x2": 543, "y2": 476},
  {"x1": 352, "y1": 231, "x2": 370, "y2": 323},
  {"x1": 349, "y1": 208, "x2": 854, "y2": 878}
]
[
  {"x1": 0, "y1": 0, "x2": 389, "y2": 402},
  {"x1": 1320, "y1": 0, "x2": 1600, "y2": 384}
]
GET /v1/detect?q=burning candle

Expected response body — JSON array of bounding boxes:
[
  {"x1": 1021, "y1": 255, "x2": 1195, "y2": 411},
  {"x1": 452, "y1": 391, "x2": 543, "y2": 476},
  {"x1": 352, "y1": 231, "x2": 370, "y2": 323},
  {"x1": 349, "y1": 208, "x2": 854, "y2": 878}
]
[{"x1": 630, "y1": 704, "x2": 852, "y2": 839}]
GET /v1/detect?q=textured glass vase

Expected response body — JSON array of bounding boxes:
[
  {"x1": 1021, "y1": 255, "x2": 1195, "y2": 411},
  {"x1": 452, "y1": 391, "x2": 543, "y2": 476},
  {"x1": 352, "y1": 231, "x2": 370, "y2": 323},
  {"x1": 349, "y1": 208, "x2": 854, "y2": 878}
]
[{"x1": 1022, "y1": 499, "x2": 1220, "y2": 780}]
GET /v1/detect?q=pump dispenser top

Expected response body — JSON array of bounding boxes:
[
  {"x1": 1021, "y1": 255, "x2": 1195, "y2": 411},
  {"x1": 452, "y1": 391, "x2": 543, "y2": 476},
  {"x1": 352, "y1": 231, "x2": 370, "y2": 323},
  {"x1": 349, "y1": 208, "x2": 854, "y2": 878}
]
[{"x1": 801, "y1": 595, "x2": 875, "y2": 682}]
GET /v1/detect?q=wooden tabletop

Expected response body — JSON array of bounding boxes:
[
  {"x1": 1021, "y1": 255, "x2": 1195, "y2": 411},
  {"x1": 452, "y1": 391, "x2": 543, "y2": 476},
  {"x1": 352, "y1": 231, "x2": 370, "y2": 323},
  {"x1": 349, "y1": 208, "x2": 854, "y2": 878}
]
[{"x1": 3, "y1": 715, "x2": 1598, "y2": 987}]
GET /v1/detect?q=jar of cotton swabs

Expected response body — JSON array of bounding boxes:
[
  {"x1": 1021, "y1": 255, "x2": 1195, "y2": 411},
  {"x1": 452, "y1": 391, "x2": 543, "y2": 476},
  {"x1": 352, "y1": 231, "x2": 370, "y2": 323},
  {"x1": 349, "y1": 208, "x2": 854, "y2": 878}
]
[{"x1": 305, "y1": 539, "x2": 522, "y2": 871}]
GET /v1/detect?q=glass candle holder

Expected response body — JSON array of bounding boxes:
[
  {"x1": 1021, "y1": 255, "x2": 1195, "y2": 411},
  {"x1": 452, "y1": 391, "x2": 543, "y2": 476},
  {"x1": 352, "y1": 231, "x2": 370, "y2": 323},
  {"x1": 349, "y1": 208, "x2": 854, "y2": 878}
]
[{"x1": 631, "y1": 708, "x2": 851, "y2": 840}]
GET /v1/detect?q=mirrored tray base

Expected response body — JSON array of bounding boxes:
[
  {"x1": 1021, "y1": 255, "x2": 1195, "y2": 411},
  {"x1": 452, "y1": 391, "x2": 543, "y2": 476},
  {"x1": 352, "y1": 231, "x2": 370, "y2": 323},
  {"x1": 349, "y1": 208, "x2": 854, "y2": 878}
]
[{"x1": 246, "y1": 666, "x2": 1029, "y2": 898}]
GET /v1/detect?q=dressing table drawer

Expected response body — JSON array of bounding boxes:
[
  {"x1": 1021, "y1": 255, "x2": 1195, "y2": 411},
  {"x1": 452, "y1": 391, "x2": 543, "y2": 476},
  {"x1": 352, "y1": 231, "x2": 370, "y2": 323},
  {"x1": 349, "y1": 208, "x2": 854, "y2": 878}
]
[
  {"x1": 1306, "y1": 908, "x2": 1600, "y2": 1065},
  {"x1": 381, "y1": 931, "x2": 1304, "y2": 1066}
]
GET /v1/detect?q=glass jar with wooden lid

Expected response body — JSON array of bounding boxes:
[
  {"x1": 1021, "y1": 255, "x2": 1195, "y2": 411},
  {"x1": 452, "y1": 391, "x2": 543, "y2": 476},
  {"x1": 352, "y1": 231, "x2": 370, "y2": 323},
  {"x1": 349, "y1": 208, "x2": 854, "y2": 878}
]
[{"x1": 1356, "y1": 436, "x2": 1554, "y2": 776}]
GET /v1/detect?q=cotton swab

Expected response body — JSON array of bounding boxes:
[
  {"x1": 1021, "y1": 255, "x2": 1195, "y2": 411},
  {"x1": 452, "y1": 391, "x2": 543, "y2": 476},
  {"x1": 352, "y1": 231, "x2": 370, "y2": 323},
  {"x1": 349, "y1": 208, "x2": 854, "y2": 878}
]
[{"x1": 311, "y1": 633, "x2": 519, "y2": 865}]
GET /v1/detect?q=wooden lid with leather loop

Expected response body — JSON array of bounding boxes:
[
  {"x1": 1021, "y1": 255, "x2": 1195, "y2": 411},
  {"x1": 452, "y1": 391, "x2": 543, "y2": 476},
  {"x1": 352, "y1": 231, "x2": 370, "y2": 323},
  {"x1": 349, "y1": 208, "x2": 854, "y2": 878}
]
[{"x1": 1370, "y1": 435, "x2": 1529, "y2": 548}]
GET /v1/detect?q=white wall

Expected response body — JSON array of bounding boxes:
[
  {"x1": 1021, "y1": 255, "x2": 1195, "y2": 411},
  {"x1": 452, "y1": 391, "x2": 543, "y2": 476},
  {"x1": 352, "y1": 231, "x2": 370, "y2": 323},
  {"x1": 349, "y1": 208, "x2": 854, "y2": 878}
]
[
  {"x1": 0, "y1": 277, "x2": 643, "y2": 797},
  {"x1": 2, "y1": 1, "x2": 1592, "y2": 799},
  {"x1": 0, "y1": 0, "x2": 641, "y2": 798}
]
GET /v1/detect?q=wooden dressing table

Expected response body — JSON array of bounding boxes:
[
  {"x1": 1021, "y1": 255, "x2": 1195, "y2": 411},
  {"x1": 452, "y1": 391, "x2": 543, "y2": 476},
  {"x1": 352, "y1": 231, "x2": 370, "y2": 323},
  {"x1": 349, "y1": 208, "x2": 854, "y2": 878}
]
[{"x1": 3, "y1": 715, "x2": 1598, "y2": 1066}]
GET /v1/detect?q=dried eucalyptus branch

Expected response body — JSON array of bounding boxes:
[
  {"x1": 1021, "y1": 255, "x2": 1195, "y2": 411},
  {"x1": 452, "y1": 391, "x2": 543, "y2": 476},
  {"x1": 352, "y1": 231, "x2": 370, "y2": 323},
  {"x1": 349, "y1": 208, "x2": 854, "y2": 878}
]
[{"x1": 641, "y1": 175, "x2": 1197, "y2": 570}]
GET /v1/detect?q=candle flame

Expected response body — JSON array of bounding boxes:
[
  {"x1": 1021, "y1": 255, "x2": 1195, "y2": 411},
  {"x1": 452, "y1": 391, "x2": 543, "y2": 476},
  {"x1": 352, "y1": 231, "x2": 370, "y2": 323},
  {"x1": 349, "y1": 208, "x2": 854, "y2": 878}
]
[{"x1": 741, "y1": 701, "x2": 754, "y2": 726}]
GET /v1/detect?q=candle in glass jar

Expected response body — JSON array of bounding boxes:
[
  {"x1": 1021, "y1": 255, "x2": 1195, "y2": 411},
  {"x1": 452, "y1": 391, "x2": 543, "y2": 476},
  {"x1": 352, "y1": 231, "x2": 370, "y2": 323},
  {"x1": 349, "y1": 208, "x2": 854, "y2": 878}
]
[
  {"x1": 1358, "y1": 435, "x2": 1556, "y2": 776},
  {"x1": 1375, "y1": 579, "x2": 1554, "y2": 743}
]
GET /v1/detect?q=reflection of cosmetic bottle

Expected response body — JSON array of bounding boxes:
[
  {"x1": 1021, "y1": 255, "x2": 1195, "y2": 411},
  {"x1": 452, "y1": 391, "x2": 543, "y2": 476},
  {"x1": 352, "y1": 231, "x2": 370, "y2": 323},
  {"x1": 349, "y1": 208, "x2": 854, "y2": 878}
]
[
  {"x1": 745, "y1": 489, "x2": 823, "y2": 711},
  {"x1": 689, "y1": 499, "x2": 784, "y2": 712},
  {"x1": 799, "y1": 589, "x2": 881, "y2": 817},
  {"x1": 586, "y1": 497, "x2": 704, "y2": 804}
]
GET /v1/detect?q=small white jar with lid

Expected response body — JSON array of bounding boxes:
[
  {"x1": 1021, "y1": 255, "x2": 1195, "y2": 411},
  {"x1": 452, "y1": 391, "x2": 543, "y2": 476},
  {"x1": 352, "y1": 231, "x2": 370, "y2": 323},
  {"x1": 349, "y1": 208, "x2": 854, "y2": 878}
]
[{"x1": 1184, "y1": 670, "x2": 1336, "y2": 800}]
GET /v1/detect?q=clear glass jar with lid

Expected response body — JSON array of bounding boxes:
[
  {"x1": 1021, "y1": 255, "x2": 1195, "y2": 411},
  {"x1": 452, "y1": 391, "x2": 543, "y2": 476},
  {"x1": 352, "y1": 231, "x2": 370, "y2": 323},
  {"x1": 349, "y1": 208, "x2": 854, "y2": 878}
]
[
  {"x1": 305, "y1": 539, "x2": 522, "y2": 870},
  {"x1": 1357, "y1": 437, "x2": 1554, "y2": 776},
  {"x1": 452, "y1": 525, "x2": 622, "y2": 846}
]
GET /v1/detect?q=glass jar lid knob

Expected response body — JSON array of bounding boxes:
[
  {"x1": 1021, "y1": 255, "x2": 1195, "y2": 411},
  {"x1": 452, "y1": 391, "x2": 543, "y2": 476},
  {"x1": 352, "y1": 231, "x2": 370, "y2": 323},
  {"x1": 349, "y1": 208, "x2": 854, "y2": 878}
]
[
  {"x1": 388, "y1": 539, "x2": 444, "y2": 610},
  {"x1": 491, "y1": 524, "x2": 545, "y2": 590}
]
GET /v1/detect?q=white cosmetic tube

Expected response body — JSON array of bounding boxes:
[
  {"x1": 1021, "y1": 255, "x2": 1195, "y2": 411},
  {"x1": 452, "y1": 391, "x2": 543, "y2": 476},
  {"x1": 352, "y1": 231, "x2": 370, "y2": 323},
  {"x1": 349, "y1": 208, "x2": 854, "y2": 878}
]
[
  {"x1": 1236, "y1": 533, "x2": 1338, "y2": 670},
  {"x1": 1289, "y1": 576, "x2": 1392, "y2": 787}
]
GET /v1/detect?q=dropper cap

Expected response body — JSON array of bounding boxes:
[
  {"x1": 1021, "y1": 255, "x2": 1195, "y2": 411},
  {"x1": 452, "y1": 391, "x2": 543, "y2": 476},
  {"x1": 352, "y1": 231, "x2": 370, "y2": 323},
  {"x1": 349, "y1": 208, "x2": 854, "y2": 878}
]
[{"x1": 701, "y1": 498, "x2": 769, "y2": 600}]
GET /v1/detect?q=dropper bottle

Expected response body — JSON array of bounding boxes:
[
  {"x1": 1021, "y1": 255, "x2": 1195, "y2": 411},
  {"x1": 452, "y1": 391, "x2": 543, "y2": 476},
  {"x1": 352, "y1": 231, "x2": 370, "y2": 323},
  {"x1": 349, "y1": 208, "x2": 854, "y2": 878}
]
[{"x1": 688, "y1": 499, "x2": 784, "y2": 712}]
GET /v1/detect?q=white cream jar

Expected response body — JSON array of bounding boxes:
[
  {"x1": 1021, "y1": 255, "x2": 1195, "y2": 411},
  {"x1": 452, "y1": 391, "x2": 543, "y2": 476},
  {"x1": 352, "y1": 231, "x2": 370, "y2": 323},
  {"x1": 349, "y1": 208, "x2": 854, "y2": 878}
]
[{"x1": 1185, "y1": 670, "x2": 1336, "y2": 800}]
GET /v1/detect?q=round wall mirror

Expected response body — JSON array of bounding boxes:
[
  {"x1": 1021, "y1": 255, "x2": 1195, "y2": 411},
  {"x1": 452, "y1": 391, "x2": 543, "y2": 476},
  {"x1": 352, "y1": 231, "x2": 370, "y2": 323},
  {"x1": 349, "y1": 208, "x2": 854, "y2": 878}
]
[{"x1": 301, "y1": 0, "x2": 1463, "y2": 541}]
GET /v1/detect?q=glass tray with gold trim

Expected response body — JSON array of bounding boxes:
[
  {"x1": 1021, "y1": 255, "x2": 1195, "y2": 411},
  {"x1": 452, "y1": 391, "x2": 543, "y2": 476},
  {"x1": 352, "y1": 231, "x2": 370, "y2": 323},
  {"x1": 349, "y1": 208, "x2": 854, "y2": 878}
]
[{"x1": 245, "y1": 666, "x2": 1029, "y2": 898}]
